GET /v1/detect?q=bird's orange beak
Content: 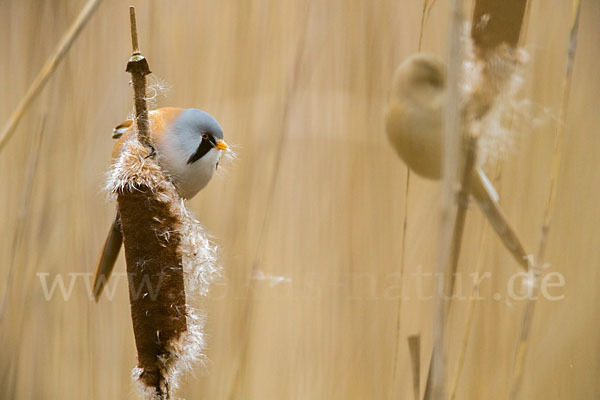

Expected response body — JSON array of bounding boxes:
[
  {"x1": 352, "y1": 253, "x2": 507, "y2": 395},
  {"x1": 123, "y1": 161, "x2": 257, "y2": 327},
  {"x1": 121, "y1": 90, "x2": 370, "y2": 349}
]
[{"x1": 216, "y1": 140, "x2": 228, "y2": 151}]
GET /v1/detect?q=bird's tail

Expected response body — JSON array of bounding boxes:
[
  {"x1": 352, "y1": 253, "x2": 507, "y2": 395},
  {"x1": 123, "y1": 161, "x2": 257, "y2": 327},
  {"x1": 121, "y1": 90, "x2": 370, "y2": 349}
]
[{"x1": 92, "y1": 211, "x2": 123, "y2": 301}]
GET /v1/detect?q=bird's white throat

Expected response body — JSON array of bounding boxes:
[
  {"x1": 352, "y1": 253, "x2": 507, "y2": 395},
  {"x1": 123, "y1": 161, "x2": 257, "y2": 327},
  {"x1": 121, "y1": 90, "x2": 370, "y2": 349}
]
[{"x1": 157, "y1": 141, "x2": 220, "y2": 200}]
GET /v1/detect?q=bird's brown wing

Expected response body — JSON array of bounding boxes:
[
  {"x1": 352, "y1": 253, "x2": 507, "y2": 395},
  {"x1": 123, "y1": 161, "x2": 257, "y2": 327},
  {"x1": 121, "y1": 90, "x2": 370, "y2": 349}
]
[
  {"x1": 112, "y1": 119, "x2": 133, "y2": 139},
  {"x1": 92, "y1": 211, "x2": 123, "y2": 301},
  {"x1": 470, "y1": 167, "x2": 530, "y2": 269}
]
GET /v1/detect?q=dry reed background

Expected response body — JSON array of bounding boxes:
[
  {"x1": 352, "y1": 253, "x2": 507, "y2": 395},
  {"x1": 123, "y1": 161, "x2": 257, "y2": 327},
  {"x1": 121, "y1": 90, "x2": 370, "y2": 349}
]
[{"x1": 1, "y1": 0, "x2": 599, "y2": 399}]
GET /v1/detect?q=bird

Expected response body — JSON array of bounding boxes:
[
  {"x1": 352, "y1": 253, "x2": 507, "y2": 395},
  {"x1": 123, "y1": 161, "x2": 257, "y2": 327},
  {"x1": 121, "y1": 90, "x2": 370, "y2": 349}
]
[
  {"x1": 92, "y1": 107, "x2": 228, "y2": 300},
  {"x1": 385, "y1": 53, "x2": 446, "y2": 180},
  {"x1": 385, "y1": 53, "x2": 530, "y2": 268}
]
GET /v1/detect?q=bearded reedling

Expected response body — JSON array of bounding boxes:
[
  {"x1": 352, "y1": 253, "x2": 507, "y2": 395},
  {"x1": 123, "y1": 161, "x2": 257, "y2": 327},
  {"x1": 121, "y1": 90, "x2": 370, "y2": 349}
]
[
  {"x1": 93, "y1": 107, "x2": 228, "y2": 300},
  {"x1": 385, "y1": 53, "x2": 530, "y2": 269}
]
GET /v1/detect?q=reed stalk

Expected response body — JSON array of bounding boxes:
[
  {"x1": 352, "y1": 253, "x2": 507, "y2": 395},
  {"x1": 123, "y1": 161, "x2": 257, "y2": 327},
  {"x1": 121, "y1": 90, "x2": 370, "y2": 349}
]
[
  {"x1": 0, "y1": 118, "x2": 45, "y2": 399},
  {"x1": 424, "y1": 1, "x2": 466, "y2": 399},
  {"x1": 390, "y1": 2, "x2": 432, "y2": 396},
  {"x1": 509, "y1": 1, "x2": 581, "y2": 398},
  {"x1": 449, "y1": 160, "x2": 503, "y2": 400},
  {"x1": 0, "y1": 0, "x2": 102, "y2": 153},
  {"x1": 444, "y1": 0, "x2": 530, "y2": 397}
]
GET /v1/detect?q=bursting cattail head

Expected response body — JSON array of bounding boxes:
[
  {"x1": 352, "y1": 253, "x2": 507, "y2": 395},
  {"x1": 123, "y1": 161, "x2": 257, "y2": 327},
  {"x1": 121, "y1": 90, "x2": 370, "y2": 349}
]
[{"x1": 386, "y1": 47, "x2": 528, "y2": 177}]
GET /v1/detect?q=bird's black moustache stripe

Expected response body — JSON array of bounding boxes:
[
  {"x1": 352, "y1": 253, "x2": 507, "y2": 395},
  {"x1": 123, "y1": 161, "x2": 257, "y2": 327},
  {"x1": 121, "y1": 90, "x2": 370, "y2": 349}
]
[{"x1": 187, "y1": 135, "x2": 216, "y2": 164}]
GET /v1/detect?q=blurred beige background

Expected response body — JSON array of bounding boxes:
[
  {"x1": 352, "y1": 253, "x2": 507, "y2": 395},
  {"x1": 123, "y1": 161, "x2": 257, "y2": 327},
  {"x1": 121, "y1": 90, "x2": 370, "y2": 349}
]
[{"x1": 0, "y1": 0, "x2": 599, "y2": 399}]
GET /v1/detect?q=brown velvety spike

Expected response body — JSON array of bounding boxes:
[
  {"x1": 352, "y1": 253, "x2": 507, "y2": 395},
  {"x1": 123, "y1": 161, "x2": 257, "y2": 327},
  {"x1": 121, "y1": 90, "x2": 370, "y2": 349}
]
[
  {"x1": 117, "y1": 184, "x2": 187, "y2": 395},
  {"x1": 107, "y1": 136, "x2": 219, "y2": 399},
  {"x1": 471, "y1": 0, "x2": 527, "y2": 53}
]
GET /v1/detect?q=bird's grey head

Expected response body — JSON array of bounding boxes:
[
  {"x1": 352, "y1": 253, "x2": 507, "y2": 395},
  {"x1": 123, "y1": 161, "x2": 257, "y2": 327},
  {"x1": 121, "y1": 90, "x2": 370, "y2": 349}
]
[
  {"x1": 410, "y1": 55, "x2": 446, "y2": 89},
  {"x1": 171, "y1": 108, "x2": 225, "y2": 164},
  {"x1": 394, "y1": 53, "x2": 446, "y2": 98},
  {"x1": 391, "y1": 53, "x2": 447, "y2": 110}
]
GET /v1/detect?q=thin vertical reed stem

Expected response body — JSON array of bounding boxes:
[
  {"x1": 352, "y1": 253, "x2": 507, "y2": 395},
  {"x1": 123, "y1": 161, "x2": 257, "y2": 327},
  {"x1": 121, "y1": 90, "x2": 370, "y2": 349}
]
[
  {"x1": 390, "y1": 169, "x2": 410, "y2": 399},
  {"x1": 0, "y1": 116, "x2": 46, "y2": 399},
  {"x1": 447, "y1": 134, "x2": 479, "y2": 299},
  {"x1": 390, "y1": 2, "x2": 432, "y2": 396},
  {"x1": 448, "y1": 226, "x2": 486, "y2": 400},
  {"x1": 0, "y1": 0, "x2": 103, "y2": 153},
  {"x1": 445, "y1": 0, "x2": 530, "y2": 396},
  {"x1": 509, "y1": 1, "x2": 581, "y2": 398},
  {"x1": 425, "y1": 1, "x2": 466, "y2": 399},
  {"x1": 449, "y1": 160, "x2": 503, "y2": 400},
  {"x1": 0, "y1": 116, "x2": 46, "y2": 319}
]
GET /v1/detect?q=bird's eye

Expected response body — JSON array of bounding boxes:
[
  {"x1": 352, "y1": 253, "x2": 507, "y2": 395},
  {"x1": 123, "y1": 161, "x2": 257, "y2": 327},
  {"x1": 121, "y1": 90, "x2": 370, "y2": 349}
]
[{"x1": 201, "y1": 133, "x2": 208, "y2": 140}]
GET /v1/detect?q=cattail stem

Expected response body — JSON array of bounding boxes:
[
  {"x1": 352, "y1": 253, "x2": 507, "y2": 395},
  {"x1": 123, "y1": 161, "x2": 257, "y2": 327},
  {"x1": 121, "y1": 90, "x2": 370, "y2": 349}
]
[
  {"x1": 129, "y1": 7, "x2": 141, "y2": 55},
  {"x1": 126, "y1": 6, "x2": 153, "y2": 150}
]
